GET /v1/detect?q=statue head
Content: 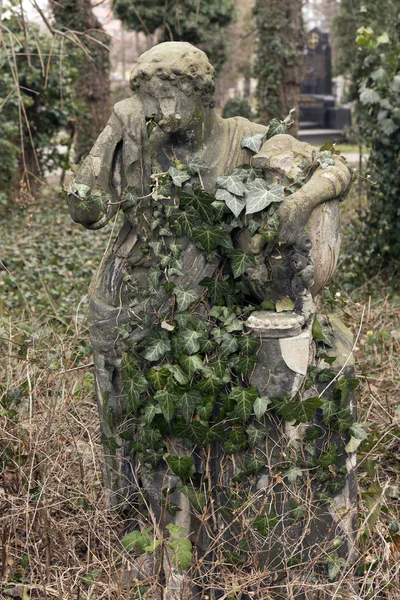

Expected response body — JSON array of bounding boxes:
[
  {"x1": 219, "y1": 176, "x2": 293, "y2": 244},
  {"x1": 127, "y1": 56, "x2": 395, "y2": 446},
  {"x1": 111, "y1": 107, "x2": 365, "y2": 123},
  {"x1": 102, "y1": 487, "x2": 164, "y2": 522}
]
[{"x1": 129, "y1": 42, "x2": 215, "y2": 134}]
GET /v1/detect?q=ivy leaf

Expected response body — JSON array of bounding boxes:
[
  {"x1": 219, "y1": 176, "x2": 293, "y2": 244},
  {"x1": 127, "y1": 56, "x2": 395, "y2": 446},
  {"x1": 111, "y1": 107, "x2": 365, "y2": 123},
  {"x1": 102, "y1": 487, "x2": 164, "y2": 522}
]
[
  {"x1": 144, "y1": 332, "x2": 171, "y2": 362},
  {"x1": 200, "y1": 277, "x2": 233, "y2": 305},
  {"x1": 180, "y1": 330, "x2": 202, "y2": 355},
  {"x1": 149, "y1": 241, "x2": 163, "y2": 257},
  {"x1": 285, "y1": 467, "x2": 303, "y2": 484},
  {"x1": 234, "y1": 354, "x2": 258, "y2": 376},
  {"x1": 177, "y1": 421, "x2": 210, "y2": 446},
  {"x1": 159, "y1": 225, "x2": 173, "y2": 236},
  {"x1": 312, "y1": 319, "x2": 334, "y2": 347},
  {"x1": 216, "y1": 174, "x2": 246, "y2": 197},
  {"x1": 168, "y1": 166, "x2": 191, "y2": 187},
  {"x1": 359, "y1": 86, "x2": 381, "y2": 105},
  {"x1": 174, "y1": 286, "x2": 200, "y2": 312},
  {"x1": 187, "y1": 153, "x2": 207, "y2": 174},
  {"x1": 226, "y1": 427, "x2": 248, "y2": 452},
  {"x1": 197, "y1": 398, "x2": 214, "y2": 421},
  {"x1": 166, "y1": 455, "x2": 196, "y2": 480},
  {"x1": 207, "y1": 357, "x2": 229, "y2": 379},
  {"x1": 154, "y1": 389, "x2": 179, "y2": 422},
  {"x1": 72, "y1": 182, "x2": 91, "y2": 198},
  {"x1": 267, "y1": 118, "x2": 288, "y2": 139},
  {"x1": 321, "y1": 399, "x2": 338, "y2": 423},
  {"x1": 168, "y1": 258, "x2": 185, "y2": 277},
  {"x1": 211, "y1": 200, "x2": 228, "y2": 221},
  {"x1": 165, "y1": 363, "x2": 189, "y2": 385},
  {"x1": 230, "y1": 386, "x2": 258, "y2": 421},
  {"x1": 145, "y1": 367, "x2": 171, "y2": 390},
  {"x1": 219, "y1": 333, "x2": 239, "y2": 356},
  {"x1": 275, "y1": 296, "x2": 295, "y2": 312},
  {"x1": 241, "y1": 132, "x2": 265, "y2": 153},
  {"x1": 179, "y1": 354, "x2": 204, "y2": 378},
  {"x1": 333, "y1": 408, "x2": 354, "y2": 433},
  {"x1": 326, "y1": 555, "x2": 346, "y2": 581},
  {"x1": 216, "y1": 188, "x2": 246, "y2": 217},
  {"x1": 180, "y1": 191, "x2": 215, "y2": 225},
  {"x1": 143, "y1": 403, "x2": 162, "y2": 425},
  {"x1": 253, "y1": 396, "x2": 272, "y2": 420},
  {"x1": 246, "y1": 424, "x2": 267, "y2": 448},
  {"x1": 335, "y1": 375, "x2": 359, "y2": 405},
  {"x1": 192, "y1": 227, "x2": 233, "y2": 254},
  {"x1": 122, "y1": 355, "x2": 149, "y2": 411},
  {"x1": 252, "y1": 513, "x2": 278, "y2": 535},
  {"x1": 244, "y1": 457, "x2": 265, "y2": 475},
  {"x1": 379, "y1": 118, "x2": 397, "y2": 136},
  {"x1": 349, "y1": 422, "x2": 368, "y2": 440},
  {"x1": 281, "y1": 396, "x2": 323, "y2": 425},
  {"x1": 173, "y1": 208, "x2": 197, "y2": 237},
  {"x1": 227, "y1": 249, "x2": 257, "y2": 279},
  {"x1": 245, "y1": 181, "x2": 285, "y2": 215},
  {"x1": 199, "y1": 337, "x2": 216, "y2": 354},
  {"x1": 238, "y1": 336, "x2": 260, "y2": 355},
  {"x1": 317, "y1": 151, "x2": 336, "y2": 169},
  {"x1": 180, "y1": 389, "x2": 202, "y2": 423},
  {"x1": 196, "y1": 376, "x2": 226, "y2": 396},
  {"x1": 318, "y1": 444, "x2": 337, "y2": 468}
]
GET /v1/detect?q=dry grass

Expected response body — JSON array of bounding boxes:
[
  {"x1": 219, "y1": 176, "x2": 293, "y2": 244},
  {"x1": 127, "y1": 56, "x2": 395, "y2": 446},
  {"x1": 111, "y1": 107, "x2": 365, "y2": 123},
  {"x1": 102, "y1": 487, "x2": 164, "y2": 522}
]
[{"x1": 0, "y1": 190, "x2": 399, "y2": 599}]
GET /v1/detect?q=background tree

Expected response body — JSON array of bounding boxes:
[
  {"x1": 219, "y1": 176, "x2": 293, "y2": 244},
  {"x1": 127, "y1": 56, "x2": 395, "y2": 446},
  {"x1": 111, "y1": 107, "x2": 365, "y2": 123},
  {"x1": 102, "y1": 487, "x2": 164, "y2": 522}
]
[
  {"x1": 111, "y1": 0, "x2": 236, "y2": 74},
  {"x1": 0, "y1": 10, "x2": 79, "y2": 199},
  {"x1": 51, "y1": 0, "x2": 111, "y2": 161},
  {"x1": 254, "y1": 0, "x2": 304, "y2": 136},
  {"x1": 334, "y1": 1, "x2": 400, "y2": 270}
]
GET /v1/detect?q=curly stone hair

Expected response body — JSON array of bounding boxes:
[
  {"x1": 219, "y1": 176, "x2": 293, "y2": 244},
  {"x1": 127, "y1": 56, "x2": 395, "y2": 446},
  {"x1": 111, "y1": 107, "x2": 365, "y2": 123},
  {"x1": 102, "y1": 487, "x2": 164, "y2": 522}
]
[{"x1": 129, "y1": 42, "x2": 216, "y2": 108}]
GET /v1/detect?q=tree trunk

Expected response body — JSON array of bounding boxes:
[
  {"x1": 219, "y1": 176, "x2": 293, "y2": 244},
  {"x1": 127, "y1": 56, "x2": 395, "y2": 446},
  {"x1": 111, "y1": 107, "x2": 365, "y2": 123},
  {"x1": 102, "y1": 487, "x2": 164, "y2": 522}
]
[
  {"x1": 52, "y1": 0, "x2": 111, "y2": 161},
  {"x1": 255, "y1": 0, "x2": 304, "y2": 137}
]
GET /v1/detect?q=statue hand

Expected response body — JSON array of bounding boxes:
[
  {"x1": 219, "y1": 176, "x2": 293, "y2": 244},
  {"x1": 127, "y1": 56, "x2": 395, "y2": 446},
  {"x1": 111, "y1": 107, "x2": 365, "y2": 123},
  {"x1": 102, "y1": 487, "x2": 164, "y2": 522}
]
[{"x1": 277, "y1": 193, "x2": 313, "y2": 246}]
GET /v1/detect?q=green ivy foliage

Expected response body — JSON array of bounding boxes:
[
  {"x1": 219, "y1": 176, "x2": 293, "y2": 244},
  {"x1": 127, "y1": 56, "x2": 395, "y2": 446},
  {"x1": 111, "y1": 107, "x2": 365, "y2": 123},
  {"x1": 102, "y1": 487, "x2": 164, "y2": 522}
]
[
  {"x1": 113, "y1": 131, "x2": 362, "y2": 492},
  {"x1": 354, "y1": 24, "x2": 400, "y2": 266},
  {"x1": 0, "y1": 9, "x2": 80, "y2": 195},
  {"x1": 334, "y1": 2, "x2": 400, "y2": 271},
  {"x1": 111, "y1": 0, "x2": 236, "y2": 74}
]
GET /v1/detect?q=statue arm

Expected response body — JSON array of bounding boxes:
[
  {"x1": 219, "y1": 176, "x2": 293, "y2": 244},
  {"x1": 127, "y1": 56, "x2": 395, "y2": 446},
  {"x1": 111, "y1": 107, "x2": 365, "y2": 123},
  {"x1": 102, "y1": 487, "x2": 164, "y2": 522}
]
[
  {"x1": 277, "y1": 157, "x2": 352, "y2": 245},
  {"x1": 67, "y1": 110, "x2": 125, "y2": 229},
  {"x1": 253, "y1": 134, "x2": 352, "y2": 246},
  {"x1": 67, "y1": 96, "x2": 147, "y2": 230}
]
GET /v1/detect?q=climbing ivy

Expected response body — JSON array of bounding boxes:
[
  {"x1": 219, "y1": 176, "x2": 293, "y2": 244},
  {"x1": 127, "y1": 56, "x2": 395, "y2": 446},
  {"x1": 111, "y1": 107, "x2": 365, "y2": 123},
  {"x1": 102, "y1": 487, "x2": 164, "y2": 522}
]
[
  {"x1": 110, "y1": 130, "x2": 361, "y2": 486},
  {"x1": 334, "y1": 2, "x2": 400, "y2": 273}
]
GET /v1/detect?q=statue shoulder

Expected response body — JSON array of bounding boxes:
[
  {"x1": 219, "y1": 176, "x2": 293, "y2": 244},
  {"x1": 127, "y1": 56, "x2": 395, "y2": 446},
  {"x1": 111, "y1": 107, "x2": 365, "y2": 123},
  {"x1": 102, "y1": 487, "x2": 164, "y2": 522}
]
[
  {"x1": 222, "y1": 115, "x2": 268, "y2": 137},
  {"x1": 254, "y1": 133, "x2": 316, "y2": 179},
  {"x1": 112, "y1": 96, "x2": 146, "y2": 123}
]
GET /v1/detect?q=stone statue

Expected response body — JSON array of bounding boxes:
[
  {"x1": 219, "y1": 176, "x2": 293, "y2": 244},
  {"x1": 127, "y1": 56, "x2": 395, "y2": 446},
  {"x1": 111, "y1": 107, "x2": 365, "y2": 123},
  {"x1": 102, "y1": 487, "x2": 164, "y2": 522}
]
[{"x1": 67, "y1": 42, "x2": 357, "y2": 600}]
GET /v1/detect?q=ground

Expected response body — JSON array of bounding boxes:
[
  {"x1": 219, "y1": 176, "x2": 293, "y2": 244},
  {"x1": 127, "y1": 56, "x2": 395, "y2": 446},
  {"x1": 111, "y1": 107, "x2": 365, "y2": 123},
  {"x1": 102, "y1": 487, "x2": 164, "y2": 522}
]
[{"x1": 0, "y1": 156, "x2": 399, "y2": 598}]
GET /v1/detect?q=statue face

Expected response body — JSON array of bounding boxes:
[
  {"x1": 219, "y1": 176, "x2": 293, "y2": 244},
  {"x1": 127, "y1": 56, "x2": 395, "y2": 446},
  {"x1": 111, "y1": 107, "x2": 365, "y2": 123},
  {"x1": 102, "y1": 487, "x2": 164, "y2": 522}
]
[{"x1": 138, "y1": 78, "x2": 204, "y2": 134}]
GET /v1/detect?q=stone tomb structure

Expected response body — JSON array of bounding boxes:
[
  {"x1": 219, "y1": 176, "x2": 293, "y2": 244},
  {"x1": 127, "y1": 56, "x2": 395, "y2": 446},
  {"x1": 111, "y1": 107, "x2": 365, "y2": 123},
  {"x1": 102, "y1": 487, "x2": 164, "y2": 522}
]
[{"x1": 68, "y1": 42, "x2": 357, "y2": 599}]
